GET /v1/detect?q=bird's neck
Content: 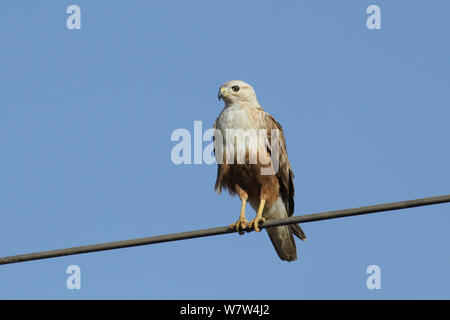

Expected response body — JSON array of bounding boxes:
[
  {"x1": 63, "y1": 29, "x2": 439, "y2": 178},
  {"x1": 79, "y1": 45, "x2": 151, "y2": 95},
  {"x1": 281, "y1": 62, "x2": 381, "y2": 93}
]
[{"x1": 224, "y1": 100, "x2": 262, "y2": 110}]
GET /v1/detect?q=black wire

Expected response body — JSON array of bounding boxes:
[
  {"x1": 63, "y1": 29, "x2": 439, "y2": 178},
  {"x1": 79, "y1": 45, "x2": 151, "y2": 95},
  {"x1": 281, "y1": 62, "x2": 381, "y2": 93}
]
[{"x1": 1, "y1": 194, "x2": 449, "y2": 265}]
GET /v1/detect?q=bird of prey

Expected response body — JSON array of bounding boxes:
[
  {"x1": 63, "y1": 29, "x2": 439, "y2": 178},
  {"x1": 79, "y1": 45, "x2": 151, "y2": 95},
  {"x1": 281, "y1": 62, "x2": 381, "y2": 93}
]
[{"x1": 214, "y1": 80, "x2": 306, "y2": 261}]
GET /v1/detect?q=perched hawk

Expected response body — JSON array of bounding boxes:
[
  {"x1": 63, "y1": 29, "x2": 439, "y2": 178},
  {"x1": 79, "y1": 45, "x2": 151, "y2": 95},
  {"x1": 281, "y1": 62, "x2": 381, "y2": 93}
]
[{"x1": 214, "y1": 80, "x2": 306, "y2": 261}]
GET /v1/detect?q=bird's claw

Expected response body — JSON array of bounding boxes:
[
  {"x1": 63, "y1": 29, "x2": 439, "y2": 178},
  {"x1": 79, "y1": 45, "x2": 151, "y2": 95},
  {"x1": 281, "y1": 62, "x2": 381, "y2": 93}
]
[
  {"x1": 248, "y1": 216, "x2": 266, "y2": 232},
  {"x1": 229, "y1": 217, "x2": 248, "y2": 235}
]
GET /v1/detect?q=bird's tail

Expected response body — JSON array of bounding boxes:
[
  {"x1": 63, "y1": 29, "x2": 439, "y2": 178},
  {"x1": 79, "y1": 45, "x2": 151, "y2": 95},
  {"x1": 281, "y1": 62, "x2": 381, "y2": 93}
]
[
  {"x1": 266, "y1": 225, "x2": 298, "y2": 262},
  {"x1": 262, "y1": 197, "x2": 306, "y2": 261},
  {"x1": 290, "y1": 223, "x2": 306, "y2": 241}
]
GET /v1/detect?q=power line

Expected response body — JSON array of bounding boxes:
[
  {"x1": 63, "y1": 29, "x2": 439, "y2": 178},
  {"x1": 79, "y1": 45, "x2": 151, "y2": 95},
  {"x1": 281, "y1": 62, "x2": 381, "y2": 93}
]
[{"x1": 0, "y1": 194, "x2": 449, "y2": 266}]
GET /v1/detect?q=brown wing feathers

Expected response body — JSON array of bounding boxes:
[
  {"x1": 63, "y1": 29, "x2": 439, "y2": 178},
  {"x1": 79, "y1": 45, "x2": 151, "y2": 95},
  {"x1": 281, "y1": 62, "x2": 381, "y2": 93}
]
[{"x1": 265, "y1": 113, "x2": 306, "y2": 241}]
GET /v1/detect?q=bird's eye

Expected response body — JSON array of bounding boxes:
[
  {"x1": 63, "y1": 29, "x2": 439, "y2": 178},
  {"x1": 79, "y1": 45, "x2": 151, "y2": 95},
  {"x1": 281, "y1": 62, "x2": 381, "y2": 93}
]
[{"x1": 231, "y1": 86, "x2": 240, "y2": 92}]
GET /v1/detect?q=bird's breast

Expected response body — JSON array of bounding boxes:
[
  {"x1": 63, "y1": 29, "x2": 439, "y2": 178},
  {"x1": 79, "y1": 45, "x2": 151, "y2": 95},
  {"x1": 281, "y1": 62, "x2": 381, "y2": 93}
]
[
  {"x1": 217, "y1": 106, "x2": 255, "y2": 131},
  {"x1": 215, "y1": 106, "x2": 266, "y2": 164}
]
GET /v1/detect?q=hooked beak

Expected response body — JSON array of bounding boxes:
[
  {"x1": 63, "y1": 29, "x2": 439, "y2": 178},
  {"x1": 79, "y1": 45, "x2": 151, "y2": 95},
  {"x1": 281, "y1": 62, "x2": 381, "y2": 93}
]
[{"x1": 218, "y1": 86, "x2": 228, "y2": 101}]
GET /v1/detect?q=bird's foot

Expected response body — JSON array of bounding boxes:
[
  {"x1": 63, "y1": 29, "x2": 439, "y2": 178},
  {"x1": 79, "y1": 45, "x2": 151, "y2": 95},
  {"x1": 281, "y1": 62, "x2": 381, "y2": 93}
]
[
  {"x1": 229, "y1": 217, "x2": 249, "y2": 235},
  {"x1": 248, "y1": 216, "x2": 266, "y2": 232}
]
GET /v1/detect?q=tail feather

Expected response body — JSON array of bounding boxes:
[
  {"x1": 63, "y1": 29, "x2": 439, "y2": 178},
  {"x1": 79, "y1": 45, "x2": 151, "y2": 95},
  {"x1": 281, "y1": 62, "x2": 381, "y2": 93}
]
[
  {"x1": 290, "y1": 224, "x2": 306, "y2": 241},
  {"x1": 261, "y1": 197, "x2": 306, "y2": 262},
  {"x1": 266, "y1": 226, "x2": 298, "y2": 262}
]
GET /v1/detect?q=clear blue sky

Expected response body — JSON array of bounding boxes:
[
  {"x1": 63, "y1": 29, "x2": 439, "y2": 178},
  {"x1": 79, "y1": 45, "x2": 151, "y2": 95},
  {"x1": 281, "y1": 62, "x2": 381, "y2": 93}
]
[{"x1": 0, "y1": 0, "x2": 449, "y2": 299}]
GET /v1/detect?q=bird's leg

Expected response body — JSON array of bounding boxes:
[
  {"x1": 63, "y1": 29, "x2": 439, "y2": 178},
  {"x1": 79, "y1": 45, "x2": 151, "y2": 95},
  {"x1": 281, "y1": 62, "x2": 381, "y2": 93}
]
[
  {"x1": 248, "y1": 198, "x2": 266, "y2": 232},
  {"x1": 229, "y1": 185, "x2": 249, "y2": 235}
]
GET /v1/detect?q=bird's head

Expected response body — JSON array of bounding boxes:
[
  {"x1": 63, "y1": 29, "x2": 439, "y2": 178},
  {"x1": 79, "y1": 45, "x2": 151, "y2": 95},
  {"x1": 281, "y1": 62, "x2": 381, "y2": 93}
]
[{"x1": 218, "y1": 80, "x2": 259, "y2": 107}]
